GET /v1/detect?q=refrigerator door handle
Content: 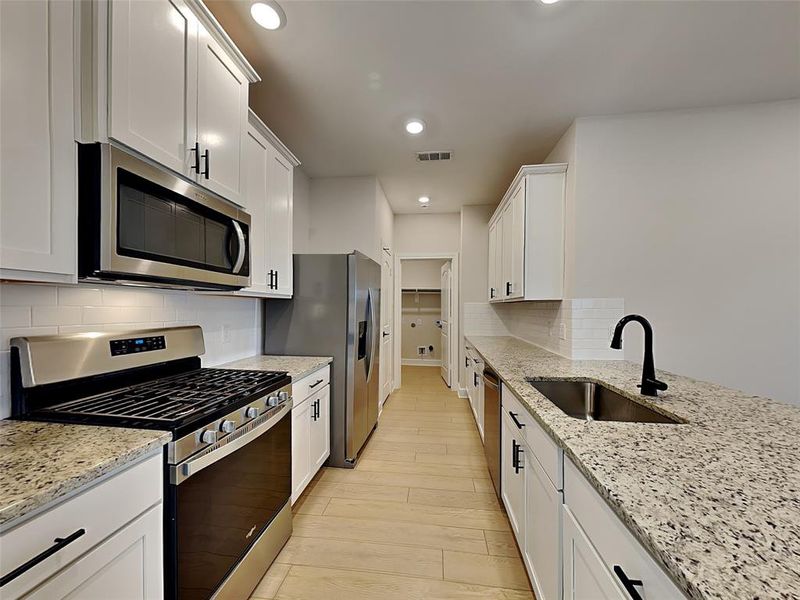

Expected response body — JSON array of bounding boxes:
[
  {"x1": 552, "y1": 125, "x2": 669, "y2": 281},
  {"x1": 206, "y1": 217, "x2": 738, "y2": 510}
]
[{"x1": 365, "y1": 287, "x2": 377, "y2": 383}]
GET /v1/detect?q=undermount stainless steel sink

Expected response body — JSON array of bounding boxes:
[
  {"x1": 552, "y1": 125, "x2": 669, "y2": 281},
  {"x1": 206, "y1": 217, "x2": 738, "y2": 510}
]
[{"x1": 528, "y1": 379, "x2": 683, "y2": 424}]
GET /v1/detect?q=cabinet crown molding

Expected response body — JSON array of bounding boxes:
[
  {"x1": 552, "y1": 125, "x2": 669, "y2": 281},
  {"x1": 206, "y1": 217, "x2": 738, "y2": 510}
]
[
  {"x1": 186, "y1": 0, "x2": 260, "y2": 83},
  {"x1": 248, "y1": 109, "x2": 301, "y2": 167},
  {"x1": 492, "y1": 163, "x2": 568, "y2": 224}
]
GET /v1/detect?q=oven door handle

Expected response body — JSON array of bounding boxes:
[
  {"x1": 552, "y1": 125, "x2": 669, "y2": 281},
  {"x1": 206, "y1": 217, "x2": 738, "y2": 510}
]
[
  {"x1": 171, "y1": 400, "x2": 292, "y2": 485},
  {"x1": 231, "y1": 220, "x2": 246, "y2": 274}
]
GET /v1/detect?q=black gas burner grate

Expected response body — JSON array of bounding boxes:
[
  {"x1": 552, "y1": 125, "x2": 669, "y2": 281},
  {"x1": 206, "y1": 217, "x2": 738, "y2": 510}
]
[{"x1": 39, "y1": 368, "x2": 287, "y2": 423}]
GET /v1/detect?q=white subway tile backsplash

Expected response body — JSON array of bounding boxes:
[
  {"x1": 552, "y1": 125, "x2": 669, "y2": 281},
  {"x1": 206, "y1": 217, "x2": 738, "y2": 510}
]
[
  {"x1": 82, "y1": 305, "x2": 153, "y2": 324},
  {"x1": 0, "y1": 306, "x2": 32, "y2": 328},
  {"x1": 32, "y1": 305, "x2": 82, "y2": 326},
  {"x1": 58, "y1": 286, "x2": 102, "y2": 305},
  {"x1": 0, "y1": 284, "x2": 57, "y2": 306},
  {"x1": 102, "y1": 287, "x2": 164, "y2": 307}
]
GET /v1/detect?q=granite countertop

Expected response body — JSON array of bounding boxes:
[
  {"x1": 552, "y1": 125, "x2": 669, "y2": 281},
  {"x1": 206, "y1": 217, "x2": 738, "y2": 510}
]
[
  {"x1": 0, "y1": 421, "x2": 170, "y2": 530},
  {"x1": 220, "y1": 355, "x2": 332, "y2": 380},
  {"x1": 466, "y1": 335, "x2": 800, "y2": 600}
]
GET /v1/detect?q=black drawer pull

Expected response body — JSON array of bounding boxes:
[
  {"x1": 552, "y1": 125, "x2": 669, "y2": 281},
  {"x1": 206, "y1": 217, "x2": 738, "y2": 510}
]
[
  {"x1": 509, "y1": 411, "x2": 525, "y2": 429},
  {"x1": 473, "y1": 372, "x2": 479, "y2": 386},
  {"x1": 613, "y1": 565, "x2": 644, "y2": 600},
  {"x1": 0, "y1": 528, "x2": 86, "y2": 587},
  {"x1": 190, "y1": 142, "x2": 200, "y2": 173},
  {"x1": 309, "y1": 378, "x2": 324, "y2": 389},
  {"x1": 201, "y1": 148, "x2": 210, "y2": 179},
  {"x1": 506, "y1": 281, "x2": 512, "y2": 295}
]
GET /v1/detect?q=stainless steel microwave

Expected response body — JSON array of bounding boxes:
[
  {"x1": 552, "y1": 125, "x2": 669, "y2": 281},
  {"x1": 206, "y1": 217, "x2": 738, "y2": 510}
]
[{"x1": 78, "y1": 143, "x2": 250, "y2": 290}]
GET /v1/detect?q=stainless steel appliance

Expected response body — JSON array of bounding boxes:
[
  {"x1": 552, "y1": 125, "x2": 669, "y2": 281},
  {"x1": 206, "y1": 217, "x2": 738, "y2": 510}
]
[
  {"x1": 265, "y1": 251, "x2": 380, "y2": 467},
  {"x1": 78, "y1": 143, "x2": 251, "y2": 290},
  {"x1": 9, "y1": 327, "x2": 291, "y2": 600},
  {"x1": 483, "y1": 367, "x2": 501, "y2": 497}
]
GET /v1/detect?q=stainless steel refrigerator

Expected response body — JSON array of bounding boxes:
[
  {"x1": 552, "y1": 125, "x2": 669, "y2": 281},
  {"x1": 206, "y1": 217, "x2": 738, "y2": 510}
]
[{"x1": 264, "y1": 251, "x2": 381, "y2": 468}]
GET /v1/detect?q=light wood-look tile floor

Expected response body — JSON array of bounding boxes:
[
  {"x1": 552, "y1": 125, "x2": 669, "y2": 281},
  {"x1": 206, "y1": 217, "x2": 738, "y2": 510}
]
[{"x1": 249, "y1": 366, "x2": 534, "y2": 600}]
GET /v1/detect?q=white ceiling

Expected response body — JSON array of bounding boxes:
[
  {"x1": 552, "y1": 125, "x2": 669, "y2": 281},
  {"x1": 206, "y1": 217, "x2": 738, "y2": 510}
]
[{"x1": 208, "y1": 1, "x2": 800, "y2": 214}]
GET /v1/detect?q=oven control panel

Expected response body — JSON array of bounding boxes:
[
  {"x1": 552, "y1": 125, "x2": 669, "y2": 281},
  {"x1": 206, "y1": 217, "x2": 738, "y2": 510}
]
[{"x1": 110, "y1": 335, "x2": 166, "y2": 356}]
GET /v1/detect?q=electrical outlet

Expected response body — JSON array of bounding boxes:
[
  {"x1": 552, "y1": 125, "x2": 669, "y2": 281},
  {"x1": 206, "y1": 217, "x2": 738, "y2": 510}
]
[
  {"x1": 222, "y1": 324, "x2": 232, "y2": 343},
  {"x1": 559, "y1": 322, "x2": 567, "y2": 340},
  {"x1": 417, "y1": 346, "x2": 426, "y2": 356}
]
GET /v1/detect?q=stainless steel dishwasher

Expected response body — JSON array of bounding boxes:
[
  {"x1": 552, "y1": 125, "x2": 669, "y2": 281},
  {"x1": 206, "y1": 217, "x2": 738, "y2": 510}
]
[{"x1": 483, "y1": 368, "x2": 501, "y2": 498}]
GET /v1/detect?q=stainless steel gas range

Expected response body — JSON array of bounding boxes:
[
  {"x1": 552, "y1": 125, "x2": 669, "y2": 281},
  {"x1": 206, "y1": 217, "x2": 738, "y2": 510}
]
[{"x1": 10, "y1": 326, "x2": 292, "y2": 600}]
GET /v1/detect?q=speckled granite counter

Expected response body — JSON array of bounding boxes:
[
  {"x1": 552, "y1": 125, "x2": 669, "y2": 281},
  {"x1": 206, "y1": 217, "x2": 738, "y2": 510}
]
[
  {"x1": 467, "y1": 335, "x2": 800, "y2": 600},
  {"x1": 0, "y1": 421, "x2": 170, "y2": 530},
  {"x1": 220, "y1": 355, "x2": 332, "y2": 380}
]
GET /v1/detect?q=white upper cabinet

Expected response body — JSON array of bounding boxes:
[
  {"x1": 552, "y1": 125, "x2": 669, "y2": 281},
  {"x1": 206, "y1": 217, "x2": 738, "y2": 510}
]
[
  {"x1": 196, "y1": 25, "x2": 249, "y2": 204},
  {"x1": 88, "y1": 0, "x2": 259, "y2": 206},
  {"x1": 0, "y1": 0, "x2": 77, "y2": 283},
  {"x1": 240, "y1": 111, "x2": 298, "y2": 298},
  {"x1": 489, "y1": 164, "x2": 567, "y2": 302},
  {"x1": 109, "y1": 0, "x2": 197, "y2": 176}
]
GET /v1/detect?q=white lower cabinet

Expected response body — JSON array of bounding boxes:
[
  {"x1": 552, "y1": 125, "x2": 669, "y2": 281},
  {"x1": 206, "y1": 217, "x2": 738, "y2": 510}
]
[
  {"x1": 499, "y1": 386, "x2": 686, "y2": 600},
  {"x1": 291, "y1": 365, "x2": 331, "y2": 503},
  {"x1": 562, "y1": 506, "x2": 625, "y2": 600},
  {"x1": 25, "y1": 505, "x2": 163, "y2": 600},
  {"x1": 0, "y1": 453, "x2": 163, "y2": 600}
]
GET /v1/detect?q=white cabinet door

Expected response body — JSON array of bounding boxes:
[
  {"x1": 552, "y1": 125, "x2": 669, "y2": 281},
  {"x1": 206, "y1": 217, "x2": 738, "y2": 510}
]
[
  {"x1": 291, "y1": 399, "x2": 312, "y2": 504},
  {"x1": 242, "y1": 128, "x2": 269, "y2": 294},
  {"x1": 563, "y1": 506, "x2": 626, "y2": 600},
  {"x1": 267, "y1": 149, "x2": 293, "y2": 296},
  {"x1": 309, "y1": 386, "x2": 331, "y2": 472},
  {"x1": 508, "y1": 179, "x2": 526, "y2": 300},
  {"x1": 26, "y1": 505, "x2": 163, "y2": 600},
  {"x1": 0, "y1": 0, "x2": 76, "y2": 282},
  {"x1": 501, "y1": 410, "x2": 526, "y2": 539},
  {"x1": 109, "y1": 0, "x2": 197, "y2": 176},
  {"x1": 524, "y1": 452, "x2": 562, "y2": 600},
  {"x1": 196, "y1": 25, "x2": 248, "y2": 205}
]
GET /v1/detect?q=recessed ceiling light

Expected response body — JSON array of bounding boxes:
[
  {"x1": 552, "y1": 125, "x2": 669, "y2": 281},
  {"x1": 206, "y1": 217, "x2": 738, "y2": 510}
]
[
  {"x1": 405, "y1": 119, "x2": 425, "y2": 135},
  {"x1": 418, "y1": 196, "x2": 430, "y2": 204},
  {"x1": 540, "y1": 0, "x2": 560, "y2": 4},
  {"x1": 251, "y1": 2, "x2": 286, "y2": 30}
]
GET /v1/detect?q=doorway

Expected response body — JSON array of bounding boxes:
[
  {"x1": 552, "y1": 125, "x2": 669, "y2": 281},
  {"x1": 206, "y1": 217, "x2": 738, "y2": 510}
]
[{"x1": 393, "y1": 253, "x2": 459, "y2": 391}]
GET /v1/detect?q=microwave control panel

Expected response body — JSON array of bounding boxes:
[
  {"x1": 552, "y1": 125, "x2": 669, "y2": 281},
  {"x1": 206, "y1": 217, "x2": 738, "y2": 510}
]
[{"x1": 110, "y1": 335, "x2": 166, "y2": 356}]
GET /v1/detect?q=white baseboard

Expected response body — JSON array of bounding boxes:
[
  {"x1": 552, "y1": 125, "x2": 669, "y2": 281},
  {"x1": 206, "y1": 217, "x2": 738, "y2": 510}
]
[
  {"x1": 401, "y1": 358, "x2": 441, "y2": 367},
  {"x1": 458, "y1": 387, "x2": 468, "y2": 398}
]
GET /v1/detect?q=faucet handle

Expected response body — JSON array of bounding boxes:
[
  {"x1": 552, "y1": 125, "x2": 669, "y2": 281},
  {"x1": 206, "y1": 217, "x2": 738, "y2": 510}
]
[{"x1": 639, "y1": 378, "x2": 669, "y2": 394}]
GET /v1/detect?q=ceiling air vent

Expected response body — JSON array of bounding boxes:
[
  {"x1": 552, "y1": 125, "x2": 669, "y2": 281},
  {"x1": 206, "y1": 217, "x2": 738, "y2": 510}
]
[{"x1": 416, "y1": 150, "x2": 452, "y2": 162}]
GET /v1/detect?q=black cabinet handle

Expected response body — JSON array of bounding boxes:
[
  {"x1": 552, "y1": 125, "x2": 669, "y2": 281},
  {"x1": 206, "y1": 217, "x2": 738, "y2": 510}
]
[
  {"x1": 613, "y1": 566, "x2": 644, "y2": 600},
  {"x1": 514, "y1": 441, "x2": 524, "y2": 474},
  {"x1": 511, "y1": 439, "x2": 518, "y2": 470},
  {"x1": 0, "y1": 528, "x2": 86, "y2": 587},
  {"x1": 202, "y1": 148, "x2": 210, "y2": 179},
  {"x1": 309, "y1": 378, "x2": 324, "y2": 389},
  {"x1": 190, "y1": 142, "x2": 200, "y2": 173},
  {"x1": 509, "y1": 411, "x2": 525, "y2": 429},
  {"x1": 382, "y1": 331, "x2": 390, "y2": 338},
  {"x1": 465, "y1": 357, "x2": 469, "y2": 368},
  {"x1": 473, "y1": 372, "x2": 479, "y2": 386},
  {"x1": 275, "y1": 270, "x2": 279, "y2": 289},
  {"x1": 506, "y1": 281, "x2": 512, "y2": 295},
  {"x1": 490, "y1": 287, "x2": 495, "y2": 298}
]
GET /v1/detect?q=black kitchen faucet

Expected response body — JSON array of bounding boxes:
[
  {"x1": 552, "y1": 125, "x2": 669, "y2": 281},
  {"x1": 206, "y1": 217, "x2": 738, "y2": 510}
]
[{"x1": 610, "y1": 314, "x2": 669, "y2": 397}]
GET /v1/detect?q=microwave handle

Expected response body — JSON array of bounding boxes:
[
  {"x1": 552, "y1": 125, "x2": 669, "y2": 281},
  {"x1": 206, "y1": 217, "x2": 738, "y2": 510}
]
[{"x1": 231, "y1": 220, "x2": 246, "y2": 274}]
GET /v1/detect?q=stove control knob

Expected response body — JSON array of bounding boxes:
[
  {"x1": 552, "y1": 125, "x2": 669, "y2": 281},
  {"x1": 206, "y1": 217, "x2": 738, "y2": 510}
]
[
  {"x1": 220, "y1": 420, "x2": 236, "y2": 434},
  {"x1": 266, "y1": 395, "x2": 279, "y2": 407},
  {"x1": 201, "y1": 430, "x2": 217, "y2": 444},
  {"x1": 245, "y1": 406, "x2": 259, "y2": 419},
  {"x1": 278, "y1": 391, "x2": 289, "y2": 403}
]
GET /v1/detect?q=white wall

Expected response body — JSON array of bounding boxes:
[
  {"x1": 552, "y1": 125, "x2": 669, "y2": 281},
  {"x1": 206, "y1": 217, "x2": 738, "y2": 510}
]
[
  {"x1": 307, "y1": 176, "x2": 377, "y2": 259},
  {"x1": 292, "y1": 168, "x2": 311, "y2": 253},
  {"x1": 401, "y1": 259, "x2": 446, "y2": 289},
  {"x1": 375, "y1": 180, "x2": 394, "y2": 256},
  {"x1": 394, "y1": 213, "x2": 461, "y2": 254},
  {"x1": 561, "y1": 100, "x2": 800, "y2": 405},
  {"x1": 0, "y1": 282, "x2": 262, "y2": 418}
]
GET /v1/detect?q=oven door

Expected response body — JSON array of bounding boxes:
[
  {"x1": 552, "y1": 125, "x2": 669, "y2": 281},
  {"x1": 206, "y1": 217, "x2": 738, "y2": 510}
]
[
  {"x1": 79, "y1": 143, "x2": 251, "y2": 290},
  {"x1": 166, "y1": 402, "x2": 292, "y2": 600}
]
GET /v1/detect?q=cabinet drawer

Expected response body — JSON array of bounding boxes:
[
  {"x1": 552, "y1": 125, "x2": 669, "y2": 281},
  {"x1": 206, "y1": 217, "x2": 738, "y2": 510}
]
[
  {"x1": 0, "y1": 453, "x2": 162, "y2": 598},
  {"x1": 502, "y1": 384, "x2": 562, "y2": 490},
  {"x1": 292, "y1": 365, "x2": 330, "y2": 406},
  {"x1": 564, "y1": 457, "x2": 687, "y2": 600}
]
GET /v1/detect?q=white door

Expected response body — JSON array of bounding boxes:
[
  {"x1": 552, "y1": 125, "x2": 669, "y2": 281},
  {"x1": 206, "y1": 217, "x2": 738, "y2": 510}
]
[
  {"x1": 26, "y1": 505, "x2": 163, "y2": 600},
  {"x1": 0, "y1": 0, "x2": 77, "y2": 282},
  {"x1": 440, "y1": 262, "x2": 452, "y2": 386},
  {"x1": 563, "y1": 507, "x2": 627, "y2": 600},
  {"x1": 109, "y1": 0, "x2": 197, "y2": 176},
  {"x1": 242, "y1": 128, "x2": 269, "y2": 294},
  {"x1": 525, "y1": 454, "x2": 562, "y2": 600},
  {"x1": 379, "y1": 248, "x2": 393, "y2": 405},
  {"x1": 309, "y1": 386, "x2": 331, "y2": 471},
  {"x1": 266, "y1": 149, "x2": 293, "y2": 296},
  {"x1": 196, "y1": 24, "x2": 248, "y2": 205}
]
